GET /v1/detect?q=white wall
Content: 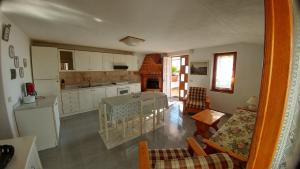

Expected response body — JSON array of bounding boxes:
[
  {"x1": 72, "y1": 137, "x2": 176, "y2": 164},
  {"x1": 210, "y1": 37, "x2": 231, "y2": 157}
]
[
  {"x1": 0, "y1": 13, "x2": 32, "y2": 138},
  {"x1": 189, "y1": 43, "x2": 264, "y2": 114}
]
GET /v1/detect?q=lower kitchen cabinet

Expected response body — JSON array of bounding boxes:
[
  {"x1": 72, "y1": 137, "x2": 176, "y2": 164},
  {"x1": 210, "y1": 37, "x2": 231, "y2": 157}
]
[
  {"x1": 91, "y1": 87, "x2": 106, "y2": 109},
  {"x1": 105, "y1": 86, "x2": 118, "y2": 97},
  {"x1": 79, "y1": 89, "x2": 93, "y2": 111},
  {"x1": 61, "y1": 90, "x2": 80, "y2": 114},
  {"x1": 14, "y1": 96, "x2": 60, "y2": 151},
  {"x1": 61, "y1": 83, "x2": 140, "y2": 116}
]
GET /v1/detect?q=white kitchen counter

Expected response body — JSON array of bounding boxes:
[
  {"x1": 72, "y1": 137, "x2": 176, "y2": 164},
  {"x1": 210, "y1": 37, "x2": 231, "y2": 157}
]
[
  {"x1": 0, "y1": 136, "x2": 42, "y2": 169},
  {"x1": 61, "y1": 82, "x2": 140, "y2": 91},
  {"x1": 14, "y1": 96, "x2": 57, "y2": 111}
]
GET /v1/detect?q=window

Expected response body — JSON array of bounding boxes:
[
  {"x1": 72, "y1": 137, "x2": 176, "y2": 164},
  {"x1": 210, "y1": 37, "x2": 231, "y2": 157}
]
[{"x1": 211, "y1": 52, "x2": 237, "y2": 93}]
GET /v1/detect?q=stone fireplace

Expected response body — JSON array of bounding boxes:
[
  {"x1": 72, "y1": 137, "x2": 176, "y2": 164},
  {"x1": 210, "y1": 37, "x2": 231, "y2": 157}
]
[{"x1": 139, "y1": 54, "x2": 163, "y2": 92}]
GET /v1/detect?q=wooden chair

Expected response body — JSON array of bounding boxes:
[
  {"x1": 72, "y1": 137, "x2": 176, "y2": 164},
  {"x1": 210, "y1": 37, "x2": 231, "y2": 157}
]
[
  {"x1": 183, "y1": 87, "x2": 210, "y2": 114},
  {"x1": 138, "y1": 137, "x2": 234, "y2": 169}
]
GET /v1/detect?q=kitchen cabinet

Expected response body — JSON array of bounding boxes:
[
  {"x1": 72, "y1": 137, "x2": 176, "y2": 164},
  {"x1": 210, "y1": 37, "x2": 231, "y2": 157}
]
[
  {"x1": 127, "y1": 55, "x2": 138, "y2": 71},
  {"x1": 102, "y1": 53, "x2": 115, "y2": 71},
  {"x1": 90, "y1": 52, "x2": 103, "y2": 70},
  {"x1": 91, "y1": 87, "x2": 106, "y2": 109},
  {"x1": 129, "y1": 83, "x2": 141, "y2": 93},
  {"x1": 75, "y1": 50, "x2": 103, "y2": 71},
  {"x1": 113, "y1": 54, "x2": 127, "y2": 65},
  {"x1": 14, "y1": 96, "x2": 60, "y2": 151},
  {"x1": 61, "y1": 90, "x2": 80, "y2": 114},
  {"x1": 75, "y1": 50, "x2": 91, "y2": 71},
  {"x1": 31, "y1": 46, "x2": 59, "y2": 79},
  {"x1": 0, "y1": 136, "x2": 43, "y2": 169},
  {"x1": 79, "y1": 89, "x2": 93, "y2": 111},
  {"x1": 61, "y1": 83, "x2": 140, "y2": 117},
  {"x1": 105, "y1": 86, "x2": 118, "y2": 97}
]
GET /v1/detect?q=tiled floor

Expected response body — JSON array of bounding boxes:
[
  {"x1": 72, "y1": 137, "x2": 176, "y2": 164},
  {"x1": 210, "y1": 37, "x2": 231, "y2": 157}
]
[{"x1": 39, "y1": 103, "x2": 229, "y2": 169}]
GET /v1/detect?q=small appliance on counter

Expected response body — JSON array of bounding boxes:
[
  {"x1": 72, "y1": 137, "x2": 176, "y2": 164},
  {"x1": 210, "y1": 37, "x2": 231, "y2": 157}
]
[
  {"x1": 0, "y1": 145, "x2": 14, "y2": 169},
  {"x1": 22, "y1": 83, "x2": 37, "y2": 104}
]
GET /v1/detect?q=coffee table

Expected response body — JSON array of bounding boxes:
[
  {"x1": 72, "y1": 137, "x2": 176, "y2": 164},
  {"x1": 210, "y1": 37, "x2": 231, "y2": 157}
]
[{"x1": 192, "y1": 109, "x2": 225, "y2": 138}]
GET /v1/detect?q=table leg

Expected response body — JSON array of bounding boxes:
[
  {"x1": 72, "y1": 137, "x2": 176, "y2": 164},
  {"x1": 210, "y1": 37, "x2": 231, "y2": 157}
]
[
  {"x1": 98, "y1": 103, "x2": 103, "y2": 133},
  {"x1": 103, "y1": 104, "x2": 109, "y2": 140},
  {"x1": 122, "y1": 118, "x2": 126, "y2": 138},
  {"x1": 194, "y1": 121, "x2": 210, "y2": 139},
  {"x1": 211, "y1": 120, "x2": 220, "y2": 131}
]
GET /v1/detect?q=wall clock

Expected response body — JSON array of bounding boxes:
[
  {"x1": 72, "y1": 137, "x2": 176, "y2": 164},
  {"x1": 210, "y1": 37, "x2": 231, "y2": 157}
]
[
  {"x1": 9, "y1": 45, "x2": 15, "y2": 58},
  {"x1": 19, "y1": 67, "x2": 24, "y2": 78},
  {"x1": 14, "y1": 56, "x2": 19, "y2": 68},
  {"x1": 2, "y1": 24, "x2": 11, "y2": 41}
]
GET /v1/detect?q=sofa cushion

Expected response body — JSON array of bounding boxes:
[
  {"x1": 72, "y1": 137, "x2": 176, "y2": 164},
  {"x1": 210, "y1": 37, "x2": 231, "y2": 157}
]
[
  {"x1": 154, "y1": 153, "x2": 233, "y2": 169},
  {"x1": 185, "y1": 100, "x2": 205, "y2": 110},
  {"x1": 189, "y1": 87, "x2": 206, "y2": 101},
  {"x1": 149, "y1": 148, "x2": 192, "y2": 168}
]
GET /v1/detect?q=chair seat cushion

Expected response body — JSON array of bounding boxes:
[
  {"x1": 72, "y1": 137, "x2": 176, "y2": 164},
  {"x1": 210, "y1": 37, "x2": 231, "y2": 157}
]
[
  {"x1": 185, "y1": 100, "x2": 205, "y2": 109},
  {"x1": 149, "y1": 148, "x2": 192, "y2": 168},
  {"x1": 154, "y1": 153, "x2": 234, "y2": 169}
]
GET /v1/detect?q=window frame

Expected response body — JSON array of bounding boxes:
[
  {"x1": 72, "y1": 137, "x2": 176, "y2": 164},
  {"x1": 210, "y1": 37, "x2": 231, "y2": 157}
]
[{"x1": 211, "y1": 51, "x2": 237, "y2": 94}]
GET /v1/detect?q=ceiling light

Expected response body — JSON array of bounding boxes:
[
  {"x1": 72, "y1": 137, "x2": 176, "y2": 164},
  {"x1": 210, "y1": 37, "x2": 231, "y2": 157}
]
[
  {"x1": 93, "y1": 17, "x2": 102, "y2": 22},
  {"x1": 119, "y1": 36, "x2": 145, "y2": 46}
]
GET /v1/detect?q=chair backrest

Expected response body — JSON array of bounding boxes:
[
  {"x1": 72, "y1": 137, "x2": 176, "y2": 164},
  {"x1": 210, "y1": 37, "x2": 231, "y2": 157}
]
[
  {"x1": 188, "y1": 87, "x2": 206, "y2": 101},
  {"x1": 140, "y1": 97, "x2": 156, "y2": 115}
]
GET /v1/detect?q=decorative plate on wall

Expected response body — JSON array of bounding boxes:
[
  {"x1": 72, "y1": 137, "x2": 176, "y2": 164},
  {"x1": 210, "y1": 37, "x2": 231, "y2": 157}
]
[
  {"x1": 19, "y1": 67, "x2": 24, "y2": 78},
  {"x1": 14, "y1": 56, "x2": 19, "y2": 68},
  {"x1": 9, "y1": 45, "x2": 15, "y2": 58},
  {"x1": 2, "y1": 24, "x2": 11, "y2": 41}
]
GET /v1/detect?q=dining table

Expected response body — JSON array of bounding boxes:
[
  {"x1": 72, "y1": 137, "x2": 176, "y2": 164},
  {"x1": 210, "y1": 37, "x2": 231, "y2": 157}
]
[{"x1": 99, "y1": 92, "x2": 169, "y2": 140}]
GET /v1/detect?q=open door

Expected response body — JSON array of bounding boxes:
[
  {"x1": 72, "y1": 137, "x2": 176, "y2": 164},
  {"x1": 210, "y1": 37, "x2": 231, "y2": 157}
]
[
  {"x1": 163, "y1": 56, "x2": 172, "y2": 97},
  {"x1": 179, "y1": 55, "x2": 189, "y2": 101}
]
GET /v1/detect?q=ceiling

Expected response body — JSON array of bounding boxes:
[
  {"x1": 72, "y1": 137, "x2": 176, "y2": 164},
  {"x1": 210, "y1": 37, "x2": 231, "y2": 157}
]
[{"x1": 1, "y1": 0, "x2": 264, "y2": 53}]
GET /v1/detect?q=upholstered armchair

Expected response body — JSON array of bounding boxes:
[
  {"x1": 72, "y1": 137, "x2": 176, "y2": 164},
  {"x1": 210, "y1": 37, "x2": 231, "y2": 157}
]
[
  {"x1": 138, "y1": 137, "x2": 234, "y2": 169},
  {"x1": 183, "y1": 87, "x2": 210, "y2": 114}
]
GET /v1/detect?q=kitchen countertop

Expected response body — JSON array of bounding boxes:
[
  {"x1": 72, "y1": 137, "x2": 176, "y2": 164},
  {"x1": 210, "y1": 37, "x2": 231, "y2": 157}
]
[
  {"x1": 0, "y1": 136, "x2": 37, "y2": 169},
  {"x1": 14, "y1": 96, "x2": 57, "y2": 111},
  {"x1": 62, "y1": 82, "x2": 141, "y2": 91}
]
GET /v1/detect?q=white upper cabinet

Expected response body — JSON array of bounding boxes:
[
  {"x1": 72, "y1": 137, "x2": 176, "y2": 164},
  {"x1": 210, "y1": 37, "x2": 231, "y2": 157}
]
[
  {"x1": 113, "y1": 54, "x2": 127, "y2": 65},
  {"x1": 90, "y1": 52, "x2": 103, "y2": 71},
  {"x1": 43, "y1": 48, "x2": 138, "y2": 72},
  {"x1": 75, "y1": 51, "x2": 103, "y2": 71},
  {"x1": 102, "y1": 53, "x2": 114, "y2": 71},
  {"x1": 31, "y1": 46, "x2": 59, "y2": 79},
  {"x1": 127, "y1": 55, "x2": 138, "y2": 71},
  {"x1": 74, "y1": 51, "x2": 91, "y2": 71}
]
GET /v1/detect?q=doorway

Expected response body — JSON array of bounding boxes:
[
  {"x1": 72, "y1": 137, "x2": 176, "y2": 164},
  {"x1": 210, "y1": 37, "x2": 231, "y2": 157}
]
[
  {"x1": 169, "y1": 55, "x2": 189, "y2": 101},
  {"x1": 170, "y1": 57, "x2": 180, "y2": 99}
]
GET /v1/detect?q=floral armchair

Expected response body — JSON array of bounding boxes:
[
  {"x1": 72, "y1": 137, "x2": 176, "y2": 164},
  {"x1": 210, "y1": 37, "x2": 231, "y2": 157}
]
[
  {"x1": 183, "y1": 87, "x2": 210, "y2": 114},
  {"x1": 138, "y1": 137, "x2": 234, "y2": 169}
]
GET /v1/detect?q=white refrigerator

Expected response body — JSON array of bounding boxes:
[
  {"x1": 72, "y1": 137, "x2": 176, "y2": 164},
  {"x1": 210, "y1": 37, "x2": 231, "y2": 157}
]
[{"x1": 31, "y1": 46, "x2": 61, "y2": 111}]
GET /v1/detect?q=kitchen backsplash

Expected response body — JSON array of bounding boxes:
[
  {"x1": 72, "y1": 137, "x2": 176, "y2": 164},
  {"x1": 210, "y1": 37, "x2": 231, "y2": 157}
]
[{"x1": 60, "y1": 71, "x2": 140, "y2": 85}]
